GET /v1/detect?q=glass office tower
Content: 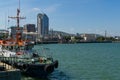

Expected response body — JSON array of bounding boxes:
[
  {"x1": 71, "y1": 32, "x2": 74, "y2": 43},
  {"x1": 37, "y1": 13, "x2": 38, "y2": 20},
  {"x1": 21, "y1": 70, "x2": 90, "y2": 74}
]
[{"x1": 37, "y1": 13, "x2": 49, "y2": 37}]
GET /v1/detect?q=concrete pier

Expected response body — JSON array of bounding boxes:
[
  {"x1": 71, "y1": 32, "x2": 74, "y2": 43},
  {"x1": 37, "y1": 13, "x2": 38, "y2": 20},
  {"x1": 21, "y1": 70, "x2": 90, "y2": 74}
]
[
  {"x1": 0, "y1": 62, "x2": 15, "y2": 70},
  {"x1": 0, "y1": 62, "x2": 21, "y2": 80}
]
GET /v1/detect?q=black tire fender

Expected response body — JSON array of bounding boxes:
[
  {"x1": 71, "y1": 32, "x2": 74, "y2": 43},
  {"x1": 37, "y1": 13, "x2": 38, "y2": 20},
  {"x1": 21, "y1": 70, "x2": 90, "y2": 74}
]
[
  {"x1": 44, "y1": 64, "x2": 54, "y2": 73},
  {"x1": 54, "y1": 60, "x2": 58, "y2": 68}
]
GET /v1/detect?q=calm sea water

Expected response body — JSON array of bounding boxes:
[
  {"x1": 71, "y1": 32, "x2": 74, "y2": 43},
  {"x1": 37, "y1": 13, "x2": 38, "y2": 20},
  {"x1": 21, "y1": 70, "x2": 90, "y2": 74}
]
[{"x1": 22, "y1": 43, "x2": 120, "y2": 80}]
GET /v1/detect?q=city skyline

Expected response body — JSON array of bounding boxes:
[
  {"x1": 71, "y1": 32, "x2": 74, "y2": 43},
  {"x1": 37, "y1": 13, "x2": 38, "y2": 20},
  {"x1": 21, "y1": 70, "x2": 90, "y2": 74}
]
[{"x1": 0, "y1": 0, "x2": 120, "y2": 36}]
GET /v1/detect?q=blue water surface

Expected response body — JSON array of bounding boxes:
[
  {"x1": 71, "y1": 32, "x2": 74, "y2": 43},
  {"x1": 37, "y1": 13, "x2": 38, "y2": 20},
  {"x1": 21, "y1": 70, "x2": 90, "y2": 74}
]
[{"x1": 22, "y1": 43, "x2": 120, "y2": 80}]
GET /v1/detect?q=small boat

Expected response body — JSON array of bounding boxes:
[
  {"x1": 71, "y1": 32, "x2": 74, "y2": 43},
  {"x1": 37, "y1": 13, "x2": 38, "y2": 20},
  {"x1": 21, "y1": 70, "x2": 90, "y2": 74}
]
[{"x1": 0, "y1": 44, "x2": 58, "y2": 78}]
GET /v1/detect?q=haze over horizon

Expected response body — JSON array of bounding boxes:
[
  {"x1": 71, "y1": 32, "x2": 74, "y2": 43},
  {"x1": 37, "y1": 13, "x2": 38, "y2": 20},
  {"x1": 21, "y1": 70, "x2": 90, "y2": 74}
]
[{"x1": 0, "y1": 0, "x2": 120, "y2": 36}]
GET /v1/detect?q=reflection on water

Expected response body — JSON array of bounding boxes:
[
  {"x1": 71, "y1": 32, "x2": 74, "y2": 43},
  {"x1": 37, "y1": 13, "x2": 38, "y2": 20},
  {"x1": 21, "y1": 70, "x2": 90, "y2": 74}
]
[
  {"x1": 22, "y1": 76, "x2": 49, "y2": 80},
  {"x1": 48, "y1": 70, "x2": 70, "y2": 80},
  {"x1": 22, "y1": 70, "x2": 70, "y2": 80}
]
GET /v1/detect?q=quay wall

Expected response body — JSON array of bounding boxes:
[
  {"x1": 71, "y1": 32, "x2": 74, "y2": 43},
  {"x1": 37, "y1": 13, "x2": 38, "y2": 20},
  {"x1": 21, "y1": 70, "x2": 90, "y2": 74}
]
[{"x1": 0, "y1": 70, "x2": 21, "y2": 80}]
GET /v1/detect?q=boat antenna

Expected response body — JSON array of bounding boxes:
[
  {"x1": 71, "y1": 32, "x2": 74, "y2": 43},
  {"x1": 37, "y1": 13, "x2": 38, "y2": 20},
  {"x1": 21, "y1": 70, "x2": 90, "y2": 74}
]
[
  {"x1": 105, "y1": 30, "x2": 107, "y2": 41},
  {"x1": 19, "y1": 0, "x2": 20, "y2": 11},
  {"x1": 8, "y1": 0, "x2": 25, "y2": 28},
  {"x1": 5, "y1": 12, "x2": 7, "y2": 30}
]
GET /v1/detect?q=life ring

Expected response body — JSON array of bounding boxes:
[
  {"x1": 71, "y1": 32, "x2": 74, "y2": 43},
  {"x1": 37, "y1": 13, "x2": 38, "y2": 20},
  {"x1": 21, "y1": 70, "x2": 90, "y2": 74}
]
[
  {"x1": 54, "y1": 60, "x2": 58, "y2": 68},
  {"x1": 44, "y1": 64, "x2": 54, "y2": 73}
]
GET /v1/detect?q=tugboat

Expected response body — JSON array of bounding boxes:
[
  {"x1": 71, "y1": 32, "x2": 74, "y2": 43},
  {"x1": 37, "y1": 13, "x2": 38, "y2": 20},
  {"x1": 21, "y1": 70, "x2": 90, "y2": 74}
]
[
  {"x1": 0, "y1": 44, "x2": 58, "y2": 78},
  {"x1": 0, "y1": 0, "x2": 58, "y2": 78}
]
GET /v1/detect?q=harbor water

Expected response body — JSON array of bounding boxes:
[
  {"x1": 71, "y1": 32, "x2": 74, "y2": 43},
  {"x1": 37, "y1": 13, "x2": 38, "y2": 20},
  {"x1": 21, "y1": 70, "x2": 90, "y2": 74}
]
[{"x1": 22, "y1": 43, "x2": 120, "y2": 80}]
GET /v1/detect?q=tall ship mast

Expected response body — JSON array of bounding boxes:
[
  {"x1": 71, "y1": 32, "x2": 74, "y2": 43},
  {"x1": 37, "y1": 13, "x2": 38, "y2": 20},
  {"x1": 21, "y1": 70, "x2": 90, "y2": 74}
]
[{"x1": 8, "y1": 0, "x2": 26, "y2": 44}]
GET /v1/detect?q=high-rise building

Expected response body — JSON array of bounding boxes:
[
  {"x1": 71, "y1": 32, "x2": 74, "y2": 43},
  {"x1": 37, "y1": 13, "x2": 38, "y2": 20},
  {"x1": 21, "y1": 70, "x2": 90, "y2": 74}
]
[
  {"x1": 23, "y1": 24, "x2": 37, "y2": 41},
  {"x1": 23, "y1": 24, "x2": 36, "y2": 32},
  {"x1": 37, "y1": 13, "x2": 49, "y2": 37}
]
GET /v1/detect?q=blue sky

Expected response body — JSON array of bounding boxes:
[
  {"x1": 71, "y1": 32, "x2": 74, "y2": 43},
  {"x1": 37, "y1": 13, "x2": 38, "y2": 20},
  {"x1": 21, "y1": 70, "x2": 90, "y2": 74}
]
[{"x1": 0, "y1": 0, "x2": 120, "y2": 36}]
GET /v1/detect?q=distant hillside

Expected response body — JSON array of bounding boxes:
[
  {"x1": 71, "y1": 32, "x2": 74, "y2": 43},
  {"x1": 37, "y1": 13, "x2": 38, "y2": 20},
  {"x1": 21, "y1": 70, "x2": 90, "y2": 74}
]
[
  {"x1": 49, "y1": 30, "x2": 74, "y2": 36},
  {"x1": 79, "y1": 33, "x2": 103, "y2": 37},
  {"x1": 49, "y1": 30, "x2": 104, "y2": 38}
]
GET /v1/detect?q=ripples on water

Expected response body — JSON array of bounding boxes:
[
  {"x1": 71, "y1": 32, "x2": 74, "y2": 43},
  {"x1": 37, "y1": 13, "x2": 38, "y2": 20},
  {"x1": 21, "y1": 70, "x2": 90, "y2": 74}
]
[
  {"x1": 49, "y1": 70, "x2": 70, "y2": 80},
  {"x1": 22, "y1": 70, "x2": 70, "y2": 80},
  {"x1": 22, "y1": 43, "x2": 120, "y2": 80}
]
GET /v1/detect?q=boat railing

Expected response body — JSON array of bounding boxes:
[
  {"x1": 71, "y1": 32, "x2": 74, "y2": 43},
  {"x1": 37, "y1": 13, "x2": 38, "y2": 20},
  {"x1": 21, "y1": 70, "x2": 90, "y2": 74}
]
[
  {"x1": 0, "y1": 55, "x2": 53, "y2": 66},
  {"x1": 0, "y1": 56, "x2": 39, "y2": 65}
]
